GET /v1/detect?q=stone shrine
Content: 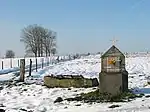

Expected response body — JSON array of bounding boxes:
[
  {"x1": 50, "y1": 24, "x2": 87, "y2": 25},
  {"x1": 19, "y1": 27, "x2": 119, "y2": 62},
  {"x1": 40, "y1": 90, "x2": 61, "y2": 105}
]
[{"x1": 99, "y1": 45, "x2": 128, "y2": 96}]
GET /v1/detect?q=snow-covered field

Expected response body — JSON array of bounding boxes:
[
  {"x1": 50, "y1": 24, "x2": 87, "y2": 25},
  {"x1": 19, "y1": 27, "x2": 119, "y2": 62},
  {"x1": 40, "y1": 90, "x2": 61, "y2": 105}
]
[
  {"x1": 0, "y1": 54, "x2": 150, "y2": 112},
  {"x1": 0, "y1": 55, "x2": 69, "y2": 70},
  {"x1": 0, "y1": 56, "x2": 70, "y2": 80}
]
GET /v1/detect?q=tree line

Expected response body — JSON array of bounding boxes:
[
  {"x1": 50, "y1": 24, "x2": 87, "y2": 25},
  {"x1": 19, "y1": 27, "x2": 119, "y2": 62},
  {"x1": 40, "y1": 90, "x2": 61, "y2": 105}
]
[
  {"x1": 3, "y1": 24, "x2": 57, "y2": 58},
  {"x1": 20, "y1": 24, "x2": 57, "y2": 57}
]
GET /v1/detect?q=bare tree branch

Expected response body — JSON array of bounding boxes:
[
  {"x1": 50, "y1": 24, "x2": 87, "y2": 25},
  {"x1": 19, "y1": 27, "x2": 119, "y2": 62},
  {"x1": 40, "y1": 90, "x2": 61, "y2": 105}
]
[{"x1": 20, "y1": 24, "x2": 57, "y2": 57}]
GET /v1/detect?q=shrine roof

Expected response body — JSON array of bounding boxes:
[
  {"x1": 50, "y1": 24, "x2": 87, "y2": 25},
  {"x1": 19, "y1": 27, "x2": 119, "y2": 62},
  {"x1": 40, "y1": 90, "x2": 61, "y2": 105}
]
[{"x1": 101, "y1": 45, "x2": 125, "y2": 58}]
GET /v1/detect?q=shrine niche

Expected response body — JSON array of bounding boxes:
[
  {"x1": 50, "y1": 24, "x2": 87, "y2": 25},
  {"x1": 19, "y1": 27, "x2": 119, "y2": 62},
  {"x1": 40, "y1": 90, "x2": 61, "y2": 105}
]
[{"x1": 101, "y1": 45, "x2": 125, "y2": 73}]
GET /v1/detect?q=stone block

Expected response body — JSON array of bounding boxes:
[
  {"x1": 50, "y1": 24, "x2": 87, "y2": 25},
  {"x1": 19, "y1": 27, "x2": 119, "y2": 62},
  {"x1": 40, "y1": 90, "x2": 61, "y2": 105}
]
[{"x1": 44, "y1": 75, "x2": 99, "y2": 88}]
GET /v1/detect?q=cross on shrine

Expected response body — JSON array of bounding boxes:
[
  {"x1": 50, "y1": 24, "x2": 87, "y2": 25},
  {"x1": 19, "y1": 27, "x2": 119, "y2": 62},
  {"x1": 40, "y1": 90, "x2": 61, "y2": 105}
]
[{"x1": 110, "y1": 38, "x2": 118, "y2": 46}]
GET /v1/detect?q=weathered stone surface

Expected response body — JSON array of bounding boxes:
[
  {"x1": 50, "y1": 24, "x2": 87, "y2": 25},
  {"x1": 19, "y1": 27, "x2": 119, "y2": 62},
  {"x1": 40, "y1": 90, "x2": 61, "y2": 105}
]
[
  {"x1": 99, "y1": 45, "x2": 128, "y2": 96},
  {"x1": 44, "y1": 75, "x2": 99, "y2": 88},
  {"x1": 92, "y1": 78, "x2": 99, "y2": 87},
  {"x1": 99, "y1": 73, "x2": 122, "y2": 96}
]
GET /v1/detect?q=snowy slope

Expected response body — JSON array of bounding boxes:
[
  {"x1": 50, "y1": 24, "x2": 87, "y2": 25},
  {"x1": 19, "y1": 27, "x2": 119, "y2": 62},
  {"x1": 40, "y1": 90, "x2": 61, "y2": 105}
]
[
  {"x1": 29, "y1": 55, "x2": 150, "y2": 89},
  {"x1": 0, "y1": 55, "x2": 150, "y2": 112}
]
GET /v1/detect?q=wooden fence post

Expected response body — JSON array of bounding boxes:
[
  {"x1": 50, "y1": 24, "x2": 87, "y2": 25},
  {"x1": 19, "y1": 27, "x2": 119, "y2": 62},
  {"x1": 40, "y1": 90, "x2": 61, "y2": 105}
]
[
  {"x1": 36, "y1": 58, "x2": 37, "y2": 72},
  {"x1": 2, "y1": 61, "x2": 3, "y2": 70},
  {"x1": 20, "y1": 59, "x2": 25, "y2": 82},
  {"x1": 18, "y1": 60, "x2": 19, "y2": 67},
  {"x1": 29, "y1": 59, "x2": 32, "y2": 76},
  {"x1": 10, "y1": 58, "x2": 12, "y2": 68},
  {"x1": 42, "y1": 58, "x2": 44, "y2": 69},
  {"x1": 47, "y1": 58, "x2": 49, "y2": 66}
]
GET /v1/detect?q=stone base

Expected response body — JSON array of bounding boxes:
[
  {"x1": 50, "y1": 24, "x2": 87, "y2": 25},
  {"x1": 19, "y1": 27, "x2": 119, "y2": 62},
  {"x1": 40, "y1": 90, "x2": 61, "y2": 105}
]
[
  {"x1": 44, "y1": 75, "x2": 99, "y2": 88},
  {"x1": 99, "y1": 71, "x2": 128, "y2": 96}
]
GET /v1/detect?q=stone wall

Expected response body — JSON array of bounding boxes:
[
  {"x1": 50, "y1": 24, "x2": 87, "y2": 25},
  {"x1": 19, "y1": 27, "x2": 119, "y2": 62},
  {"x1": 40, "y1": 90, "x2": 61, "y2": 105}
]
[{"x1": 44, "y1": 75, "x2": 99, "y2": 88}]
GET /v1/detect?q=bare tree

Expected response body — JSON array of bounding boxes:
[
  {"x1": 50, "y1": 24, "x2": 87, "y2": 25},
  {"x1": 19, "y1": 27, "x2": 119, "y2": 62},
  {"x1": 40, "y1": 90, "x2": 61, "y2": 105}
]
[
  {"x1": 42, "y1": 30, "x2": 57, "y2": 56},
  {"x1": 5, "y1": 50, "x2": 15, "y2": 58},
  {"x1": 20, "y1": 24, "x2": 57, "y2": 57},
  {"x1": 51, "y1": 48, "x2": 57, "y2": 55},
  {"x1": 20, "y1": 25, "x2": 38, "y2": 57},
  {"x1": 48, "y1": 32, "x2": 57, "y2": 56},
  {"x1": 42, "y1": 29, "x2": 50, "y2": 57}
]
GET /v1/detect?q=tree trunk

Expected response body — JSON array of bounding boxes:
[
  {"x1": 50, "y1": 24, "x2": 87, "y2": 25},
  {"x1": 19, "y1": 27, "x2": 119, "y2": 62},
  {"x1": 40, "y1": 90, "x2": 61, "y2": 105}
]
[
  {"x1": 38, "y1": 48, "x2": 40, "y2": 57},
  {"x1": 48, "y1": 51, "x2": 50, "y2": 57},
  {"x1": 40, "y1": 38, "x2": 43, "y2": 57},
  {"x1": 37, "y1": 38, "x2": 40, "y2": 57},
  {"x1": 34, "y1": 52, "x2": 37, "y2": 58},
  {"x1": 45, "y1": 48, "x2": 48, "y2": 57}
]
